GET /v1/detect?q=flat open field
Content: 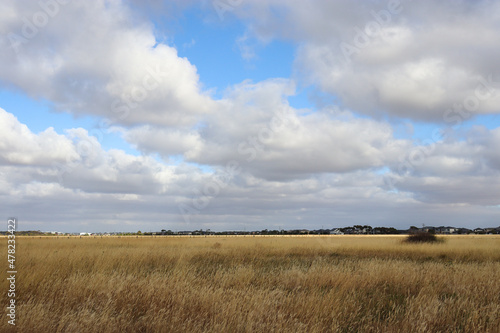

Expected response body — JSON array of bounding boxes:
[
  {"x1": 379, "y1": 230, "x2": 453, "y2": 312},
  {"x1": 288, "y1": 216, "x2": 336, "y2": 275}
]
[{"x1": 1, "y1": 235, "x2": 500, "y2": 332}]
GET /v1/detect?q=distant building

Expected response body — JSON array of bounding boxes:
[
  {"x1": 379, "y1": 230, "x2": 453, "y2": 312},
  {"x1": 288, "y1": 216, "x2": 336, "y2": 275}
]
[
  {"x1": 330, "y1": 229, "x2": 344, "y2": 235},
  {"x1": 435, "y1": 226, "x2": 457, "y2": 234}
]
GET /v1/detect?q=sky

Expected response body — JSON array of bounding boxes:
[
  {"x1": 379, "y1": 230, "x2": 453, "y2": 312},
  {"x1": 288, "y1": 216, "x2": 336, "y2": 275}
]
[{"x1": 1, "y1": 0, "x2": 500, "y2": 233}]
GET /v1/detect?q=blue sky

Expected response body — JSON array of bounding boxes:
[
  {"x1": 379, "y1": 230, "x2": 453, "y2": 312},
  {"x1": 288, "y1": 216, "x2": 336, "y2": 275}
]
[
  {"x1": 172, "y1": 9, "x2": 297, "y2": 93},
  {"x1": 1, "y1": 0, "x2": 499, "y2": 232}
]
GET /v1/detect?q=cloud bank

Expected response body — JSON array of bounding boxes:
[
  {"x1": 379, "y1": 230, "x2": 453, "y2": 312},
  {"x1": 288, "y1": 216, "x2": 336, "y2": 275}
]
[{"x1": 0, "y1": 0, "x2": 499, "y2": 231}]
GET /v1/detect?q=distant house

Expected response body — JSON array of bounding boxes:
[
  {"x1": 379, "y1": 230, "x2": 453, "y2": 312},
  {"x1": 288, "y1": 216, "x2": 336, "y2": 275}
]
[
  {"x1": 436, "y1": 226, "x2": 457, "y2": 234},
  {"x1": 422, "y1": 226, "x2": 436, "y2": 233},
  {"x1": 485, "y1": 228, "x2": 500, "y2": 234},
  {"x1": 330, "y1": 229, "x2": 344, "y2": 235},
  {"x1": 442, "y1": 227, "x2": 456, "y2": 234}
]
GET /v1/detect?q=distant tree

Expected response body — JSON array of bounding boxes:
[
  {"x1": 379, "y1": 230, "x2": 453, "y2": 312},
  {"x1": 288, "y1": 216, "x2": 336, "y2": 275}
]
[
  {"x1": 409, "y1": 226, "x2": 419, "y2": 233},
  {"x1": 373, "y1": 227, "x2": 399, "y2": 234},
  {"x1": 341, "y1": 227, "x2": 355, "y2": 234},
  {"x1": 387, "y1": 227, "x2": 399, "y2": 234},
  {"x1": 137, "y1": 230, "x2": 142, "y2": 235}
]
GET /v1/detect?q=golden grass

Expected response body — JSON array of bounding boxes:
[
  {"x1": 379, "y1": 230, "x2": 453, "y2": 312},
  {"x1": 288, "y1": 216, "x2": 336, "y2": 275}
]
[{"x1": 1, "y1": 235, "x2": 499, "y2": 332}]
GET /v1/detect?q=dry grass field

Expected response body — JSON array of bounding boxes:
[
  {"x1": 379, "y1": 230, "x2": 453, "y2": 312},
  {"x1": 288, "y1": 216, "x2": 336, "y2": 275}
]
[{"x1": 1, "y1": 235, "x2": 500, "y2": 332}]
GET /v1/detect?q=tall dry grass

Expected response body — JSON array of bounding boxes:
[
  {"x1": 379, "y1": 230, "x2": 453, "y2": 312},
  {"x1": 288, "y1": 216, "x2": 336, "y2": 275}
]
[{"x1": 1, "y1": 235, "x2": 499, "y2": 332}]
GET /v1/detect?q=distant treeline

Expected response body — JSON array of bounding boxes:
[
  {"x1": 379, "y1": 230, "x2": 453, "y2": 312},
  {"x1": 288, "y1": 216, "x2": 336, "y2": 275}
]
[{"x1": 2, "y1": 225, "x2": 499, "y2": 236}]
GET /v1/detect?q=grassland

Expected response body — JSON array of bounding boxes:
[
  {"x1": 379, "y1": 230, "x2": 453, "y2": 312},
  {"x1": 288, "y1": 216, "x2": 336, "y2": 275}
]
[{"x1": 1, "y1": 235, "x2": 499, "y2": 332}]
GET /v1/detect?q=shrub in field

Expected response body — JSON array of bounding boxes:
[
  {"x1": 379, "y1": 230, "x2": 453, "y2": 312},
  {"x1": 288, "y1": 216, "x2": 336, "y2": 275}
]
[{"x1": 404, "y1": 232, "x2": 442, "y2": 243}]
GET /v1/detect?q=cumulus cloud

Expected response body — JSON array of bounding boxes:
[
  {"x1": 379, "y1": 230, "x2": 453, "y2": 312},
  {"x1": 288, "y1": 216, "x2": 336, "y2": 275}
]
[
  {"x1": 121, "y1": 78, "x2": 411, "y2": 180},
  {"x1": 1, "y1": 0, "x2": 500, "y2": 232},
  {"x1": 0, "y1": 108, "x2": 210, "y2": 197},
  {"x1": 232, "y1": 0, "x2": 500, "y2": 121},
  {"x1": 386, "y1": 126, "x2": 500, "y2": 206},
  {"x1": 0, "y1": 0, "x2": 214, "y2": 127},
  {"x1": 2, "y1": 106, "x2": 500, "y2": 231},
  {"x1": 0, "y1": 108, "x2": 78, "y2": 165},
  {"x1": 123, "y1": 126, "x2": 203, "y2": 157}
]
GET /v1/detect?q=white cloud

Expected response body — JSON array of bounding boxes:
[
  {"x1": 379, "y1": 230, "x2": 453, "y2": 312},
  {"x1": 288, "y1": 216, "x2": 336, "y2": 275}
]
[
  {"x1": 236, "y1": 33, "x2": 258, "y2": 61},
  {"x1": 123, "y1": 126, "x2": 203, "y2": 157},
  {"x1": 2, "y1": 104, "x2": 499, "y2": 231},
  {"x1": 386, "y1": 126, "x2": 500, "y2": 206},
  {"x1": 0, "y1": 0, "x2": 215, "y2": 127},
  {"x1": 0, "y1": 108, "x2": 209, "y2": 197},
  {"x1": 122, "y1": 79, "x2": 410, "y2": 180},
  {"x1": 1, "y1": 1, "x2": 500, "y2": 232},
  {"x1": 232, "y1": 0, "x2": 500, "y2": 121},
  {"x1": 0, "y1": 108, "x2": 78, "y2": 165}
]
